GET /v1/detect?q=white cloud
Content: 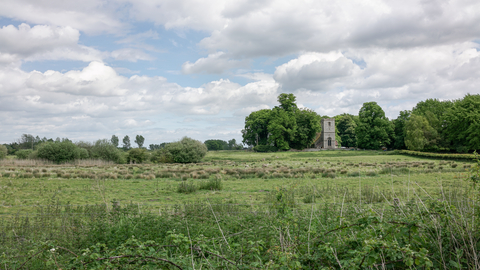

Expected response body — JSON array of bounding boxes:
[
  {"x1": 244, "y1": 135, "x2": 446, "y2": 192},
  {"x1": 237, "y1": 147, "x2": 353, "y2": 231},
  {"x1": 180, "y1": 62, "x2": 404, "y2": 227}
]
[
  {"x1": 0, "y1": 0, "x2": 125, "y2": 35},
  {"x1": 182, "y1": 52, "x2": 249, "y2": 74},
  {"x1": 0, "y1": 24, "x2": 103, "y2": 64}
]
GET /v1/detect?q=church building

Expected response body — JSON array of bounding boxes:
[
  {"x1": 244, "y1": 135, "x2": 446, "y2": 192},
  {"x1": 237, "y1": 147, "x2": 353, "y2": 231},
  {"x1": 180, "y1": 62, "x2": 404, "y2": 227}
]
[{"x1": 314, "y1": 118, "x2": 337, "y2": 149}]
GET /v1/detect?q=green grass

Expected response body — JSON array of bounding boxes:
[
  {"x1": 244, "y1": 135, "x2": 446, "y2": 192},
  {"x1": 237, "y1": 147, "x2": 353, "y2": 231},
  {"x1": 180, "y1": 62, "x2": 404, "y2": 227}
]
[{"x1": 0, "y1": 151, "x2": 471, "y2": 214}]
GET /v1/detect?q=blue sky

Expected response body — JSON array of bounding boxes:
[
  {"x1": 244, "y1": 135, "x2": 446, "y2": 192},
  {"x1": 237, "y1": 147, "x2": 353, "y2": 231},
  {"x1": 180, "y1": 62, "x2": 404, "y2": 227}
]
[{"x1": 1, "y1": 0, "x2": 480, "y2": 146}]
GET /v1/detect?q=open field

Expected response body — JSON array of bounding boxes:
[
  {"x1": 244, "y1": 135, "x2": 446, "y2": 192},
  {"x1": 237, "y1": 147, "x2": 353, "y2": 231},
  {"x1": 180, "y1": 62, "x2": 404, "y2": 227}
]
[
  {"x1": 1, "y1": 150, "x2": 479, "y2": 269},
  {"x1": 0, "y1": 151, "x2": 472, "y2": 214}
]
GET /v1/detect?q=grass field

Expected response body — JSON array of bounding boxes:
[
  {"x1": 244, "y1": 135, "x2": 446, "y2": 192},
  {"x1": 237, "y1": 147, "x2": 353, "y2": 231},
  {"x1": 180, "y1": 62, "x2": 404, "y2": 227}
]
[
  {"x1": 0, "y1": 150, "x2": 472, "y2": 214},
  {"x1": 1, "y1": 150, "x2": 478, "y2": 269}
]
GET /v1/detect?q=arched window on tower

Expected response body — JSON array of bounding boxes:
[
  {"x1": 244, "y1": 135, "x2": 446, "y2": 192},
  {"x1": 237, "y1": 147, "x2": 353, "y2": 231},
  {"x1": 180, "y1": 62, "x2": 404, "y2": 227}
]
[{"x1": 327, "y1": 137, "x2": 332, "y2": 147}]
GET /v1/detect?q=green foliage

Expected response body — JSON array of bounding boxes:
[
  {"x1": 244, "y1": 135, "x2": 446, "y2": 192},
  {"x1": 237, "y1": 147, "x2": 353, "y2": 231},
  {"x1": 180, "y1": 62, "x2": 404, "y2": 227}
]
[
  {"x1": 290, "y1": 108, "x2": 321, "y2": 149},
  {"x1": 165, "y1": 137, "x2": 208, "y2": 163},
  {"x1": 36, "y1": 141, "x2": 81, "y2": 163},
  {"x1": 242, "y1": 109, "x2": 272, "y2": 147},
  {"x1": 127, "y1": 148, "x2": 149, "y2": 163},
  {"x1": 110, "y1": 135, "x2": 119, "y2": 147},
  {"x1": 336, "y1": 113, "x2": 357, "y2": 148},
  {"x1": 204, "y1": 139, "x2": 228, "y2": 150},
  {"x1": 16, "y1": 149, "x2": 33, "y2": 159},
  {"x1": 253, "y1": 145, "x2": 278, "y2": 152},
  {"x1": 412, "y1": 98, "x2": 453, "y2": 150},
  {"x1": 405, "y1": 114, "x2": 437, "y2": 151},
  {"x1": 445, "y1": 94, "x2": 480, "y2": 152},
  {"x1": 0, "y1": 144, "x2": 7, "y2": 159},
  {"x1": 356, "y1": 101, "x2": 394, "y2": 149},
  {"x1": 90, "y1": 139, "x2": 123, "y2": 162},
  {"x1": 267, "y1": 107, "x2": 297, "y2": 150},
  {"x1": 392, "y1": 110, "x2": 410, "y2": 149},
  {"x1": 150, "y1": 148, "x2": 174, "y2": 163},
  {"x1": 134, "y1": 135, "x2": 145, "y2": 148},
  {"x1": 122, "y1": 135, "x2": 131, "y2": 150}
]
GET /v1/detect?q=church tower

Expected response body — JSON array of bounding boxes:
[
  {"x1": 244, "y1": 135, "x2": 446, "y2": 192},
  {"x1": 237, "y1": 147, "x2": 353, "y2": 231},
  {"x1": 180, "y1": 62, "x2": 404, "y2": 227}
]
[{"x1": 315, "y1": 118, "x2": 336, "y2": 149}]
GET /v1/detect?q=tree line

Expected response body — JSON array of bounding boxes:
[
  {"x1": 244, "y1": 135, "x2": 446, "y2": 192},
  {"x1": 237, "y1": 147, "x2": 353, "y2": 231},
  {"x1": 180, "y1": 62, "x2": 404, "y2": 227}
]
[{"x1": 242, "y1": 93, "x2": 480, "y2": 153}]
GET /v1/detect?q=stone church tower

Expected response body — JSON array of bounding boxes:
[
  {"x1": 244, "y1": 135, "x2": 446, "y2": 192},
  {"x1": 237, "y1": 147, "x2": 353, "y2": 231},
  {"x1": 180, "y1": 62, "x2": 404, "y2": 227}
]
[{"x1": 315, "y1": 118, "x2": 336, "y2": 149}]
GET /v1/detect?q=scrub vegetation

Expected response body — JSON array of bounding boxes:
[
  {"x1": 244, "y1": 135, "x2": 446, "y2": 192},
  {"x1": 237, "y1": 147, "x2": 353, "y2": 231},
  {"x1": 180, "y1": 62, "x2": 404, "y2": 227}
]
[{"x1": 1, "y1": 150, "x2": 479, "y2": 269}]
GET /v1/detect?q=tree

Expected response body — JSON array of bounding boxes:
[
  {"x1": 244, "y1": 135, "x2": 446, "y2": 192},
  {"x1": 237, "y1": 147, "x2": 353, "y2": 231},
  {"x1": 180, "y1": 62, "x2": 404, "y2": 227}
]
[
  {"x1": 277, "y1": 93, "x2": 298, "y2": 112},
  {"x1": 165, "y1": 137, "x2": 208, "y2": 163},
  {"x1": 336, "y1": 113, "x2": 357, "y2": 148},
  {"x1": 122, "y1": 135, "x2": 131, "y2": 150},
  {"x1": 290, "y1": 109, "x2": 321, "y2": 150},
  {"x1": 0, "y1": 144, "x2": 7, "y2": 159},
  {"x1": 356, "y1": 102, "x2": 394, "y2": 149},
  {"x1": 242, "y1": 109, "x2": 271, "y2": 147},
  {"x1": 91, "y1": 139, "x2": 123, "y2": 163},
  {"x1": 111, "y1": 135, "x2": 119, "y2": 148},
  {"x1": 404, "y1": 114, "x2": 436, "y2": 151},
  {"x1": 444, "y1": 94, "x2": 480, "y2": 152},
  {"x1": 267, "y1": 107, "x2": 297, "y2": 150},
  {"x1": 135, "y1": 135, "x2": 145, "y2": 148},
  {"x1": 412, "y1": 98, "x2": 453, "y2": 150},
  {"x1": 204, "y1": 140, "x2": 228, "y2": 151},
  {"x1": 392, "y1": 110, "x2": 410, "y2": 149}
]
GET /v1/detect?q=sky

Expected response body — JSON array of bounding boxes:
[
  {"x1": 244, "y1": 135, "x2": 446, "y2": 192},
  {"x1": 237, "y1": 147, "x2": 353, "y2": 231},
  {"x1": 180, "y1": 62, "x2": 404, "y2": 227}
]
[{"x1": 1, "y1": 0, "x2": 480, "y2": 146}]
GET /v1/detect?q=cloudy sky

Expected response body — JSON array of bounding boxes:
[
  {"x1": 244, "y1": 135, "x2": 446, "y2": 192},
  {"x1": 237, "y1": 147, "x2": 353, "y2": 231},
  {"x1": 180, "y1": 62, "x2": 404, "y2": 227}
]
[{"x1": 1, "y1": 0, "x2": 479, "y2": 146}]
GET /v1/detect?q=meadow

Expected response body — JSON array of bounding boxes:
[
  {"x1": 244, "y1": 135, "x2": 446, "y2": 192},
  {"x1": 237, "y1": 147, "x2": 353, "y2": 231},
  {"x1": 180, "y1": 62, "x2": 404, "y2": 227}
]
[{"x1": 0, "y1": 150, "x2": 478, "y2": 269}]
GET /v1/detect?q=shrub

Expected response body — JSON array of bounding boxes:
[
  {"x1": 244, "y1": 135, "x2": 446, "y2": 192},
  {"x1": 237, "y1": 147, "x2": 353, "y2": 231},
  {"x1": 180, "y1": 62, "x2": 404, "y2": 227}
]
[
  {"x1": 165, "y1": 137, "x2": 208, "y2": 163},
  {"x1": 253, "y1": 145, "x2": 278, "y2": 152},
  {"x1": 16, "y1": 149, "x2": 33, "y2": 159},
  {"x1": 90, "y1": 139, "x2": 123, "y2": 163},
  {"x1": 127, "y1": 148, "x2": 149, "y2": 163},
  {"x1": 150, "y1": 148, "x2": 173, "y2": 163},
  {"x1": 0, "y1": 144, "x2": 7, "y2": 159},
  {"x1": 37, "y1": 141, "x2": 81, "y2": 163}
]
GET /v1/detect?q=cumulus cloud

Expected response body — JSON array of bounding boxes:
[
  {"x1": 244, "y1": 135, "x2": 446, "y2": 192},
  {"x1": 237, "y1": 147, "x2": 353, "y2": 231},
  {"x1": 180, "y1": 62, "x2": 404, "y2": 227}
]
[
  {"x1": 0, "y1": 24, "x2": 103, "y2": 65},
  {"x1": 182, "y1": 52, "x2": 249, "y2": 74},
  {"x1": 0, "y1": 61, "x2": 279, "y2": 144},
  {"x1": 0, "y1": 0, "x2": 125, "y2": 35}
]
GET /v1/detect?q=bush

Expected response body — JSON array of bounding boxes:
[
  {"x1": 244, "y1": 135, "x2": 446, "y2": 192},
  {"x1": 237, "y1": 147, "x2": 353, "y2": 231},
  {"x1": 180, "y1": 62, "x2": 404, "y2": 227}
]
[
  {"x1": 253, "y1": 145, "x2": 278, "y2": 152},
  {"x1": 75, "y1": 148, "x2": 89, "y2": 159},
  {"x1": 150, "y1": 148, "x2": 174, "y2": 163},
  {"x1": 0, "y1": 145, "x2": 7, "y2": 159},
  {"x1": 127, "y1": 148, "x2": 149, "y2": 163},
  {"x1": 90, "y1": 139, "x2": 124, "y2": 163},
  {"x1": 36, "y1": 141, "x2": 81, "y2": 163},
  {"x1": 16, "y1": 149, "x2": 33, "y2": 159},
  {"x1": 165, "y1": 137, "x2": 207, "y2": 163}
]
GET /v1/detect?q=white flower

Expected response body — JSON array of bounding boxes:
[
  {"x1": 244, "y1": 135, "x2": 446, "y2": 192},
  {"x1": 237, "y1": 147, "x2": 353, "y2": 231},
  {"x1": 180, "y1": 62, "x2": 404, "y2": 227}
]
[{"x1": 50, "y1": 248, "x2": 55, "y2": 252}]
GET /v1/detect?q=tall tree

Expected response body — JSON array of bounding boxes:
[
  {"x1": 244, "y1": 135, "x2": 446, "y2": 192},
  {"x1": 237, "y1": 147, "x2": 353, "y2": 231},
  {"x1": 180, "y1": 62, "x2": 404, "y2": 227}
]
[
  {"x1": 135, "y1": 135, "x2": 145, "y2": 148},
  {"x1": 242, "y1": 109, "x2": 271, "y2": 147},
  {"x1": 336, "y1": 113, "x2": 357, "y2": 148},
  {"x1": 122, "y1": 135, "x2": 131, "y2": 150},
  {"x1": 290, "y1": 109, "x2": 321, "y2": 150},
  {"x1": 404, "y1": 114, "x2": 437, "y2": 151},
  {"x1": 356, "y1": 102, "x2": 394, "y2": 149},
  {"x1": 445, "y1": 94, "x2": 480, "y2": 152},
  {"x1": 411, "y1": 98, "x2": 453, "y2": 150},
  {"x1": 392, "y1": 110, "x2": 410, "y2": 149},
  {"x1": 111, "y1": 135, "x2": 119, "y2": 148},
  {"x1": 267, "y1": 107, "x2": 297, "y2": 150}
]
